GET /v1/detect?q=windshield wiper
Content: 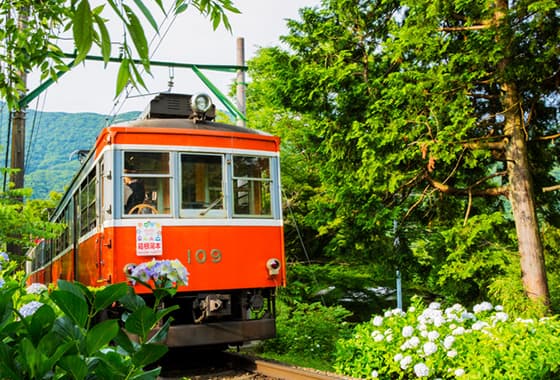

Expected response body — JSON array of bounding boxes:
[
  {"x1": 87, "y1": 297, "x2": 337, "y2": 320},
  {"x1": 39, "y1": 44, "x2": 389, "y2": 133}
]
[{"x1": 199, "y1": 195, "x2": 224, "y2": 216}]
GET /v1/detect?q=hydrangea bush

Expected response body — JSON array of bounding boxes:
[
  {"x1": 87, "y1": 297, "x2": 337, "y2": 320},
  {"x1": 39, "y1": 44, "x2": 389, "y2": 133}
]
[
  {"x1": 334, "y1": 298, "x2": 560, "y2": 379},
  {"x1": 0, "y1": 253, "x2": 189, "y2": 379}
]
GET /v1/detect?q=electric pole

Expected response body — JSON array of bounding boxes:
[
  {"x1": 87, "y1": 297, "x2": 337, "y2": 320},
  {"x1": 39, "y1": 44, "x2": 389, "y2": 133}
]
[{"x1": 236, "y1": 37, "x2": 246, "y2": 127}]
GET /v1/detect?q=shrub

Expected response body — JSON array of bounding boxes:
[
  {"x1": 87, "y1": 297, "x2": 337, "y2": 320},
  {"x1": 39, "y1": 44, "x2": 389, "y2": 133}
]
[
  {"x1": 261, "y1": 301, "x2": 352, "y2": 363},
  {"x1": 334, "y1": 298, "x2": 560, "y2": 379}
]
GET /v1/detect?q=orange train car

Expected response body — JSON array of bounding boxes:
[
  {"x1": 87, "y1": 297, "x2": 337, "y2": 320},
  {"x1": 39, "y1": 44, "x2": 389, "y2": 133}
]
[{"x1": 26, "y1": 93, "x2": 286, "y2": 348}]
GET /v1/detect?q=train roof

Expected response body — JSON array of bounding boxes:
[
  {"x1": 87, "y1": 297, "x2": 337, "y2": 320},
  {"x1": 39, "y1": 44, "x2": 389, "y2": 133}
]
[{"x1": 118, "y1": 118, "x2": 273, "y2": 136}]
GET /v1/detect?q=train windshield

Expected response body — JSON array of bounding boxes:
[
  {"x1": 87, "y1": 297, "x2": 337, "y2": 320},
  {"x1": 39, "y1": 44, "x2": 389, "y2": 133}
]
[
  {"x1": 232, "y1": 156, "x2": 272, "y2": 217},
  {"x1": 180, "y1": 154, "x2": 225, "y2": 218},
  {"x1": 123, "y1": 152, "x2": 171, "y2": 215}
]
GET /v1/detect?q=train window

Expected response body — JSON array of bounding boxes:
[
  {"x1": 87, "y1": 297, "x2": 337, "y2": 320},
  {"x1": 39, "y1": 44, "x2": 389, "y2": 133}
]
[
  {"x1": 79, "y1": 170, "x2": 97, "y2": 235},
  {"x1": 180, "y1": 154, "x2": 225, "y2": 218},
  {"x1": 232, "y1": 156, "x2": 272, "y2": 217},
  {"x1": 123, "y1": 152, "x2": 171, "y2": 216}
]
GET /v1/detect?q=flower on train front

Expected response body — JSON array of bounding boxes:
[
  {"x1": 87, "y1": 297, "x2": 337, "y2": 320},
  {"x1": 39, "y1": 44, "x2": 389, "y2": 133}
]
[{"x1": 128, "y1": 259, "x2": 189, "y2": 289}]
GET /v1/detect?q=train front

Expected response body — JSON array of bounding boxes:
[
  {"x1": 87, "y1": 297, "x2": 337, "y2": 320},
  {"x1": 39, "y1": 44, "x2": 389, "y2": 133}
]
[{"x1": 97, "y1": 93, "x2": 285, "y2": 348}]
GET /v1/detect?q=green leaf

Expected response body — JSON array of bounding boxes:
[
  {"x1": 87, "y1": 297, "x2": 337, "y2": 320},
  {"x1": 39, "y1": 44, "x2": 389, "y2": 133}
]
[
  {"x1": 116, "y1": 58, "x2": 131, "y2": 95},
  {"x1": 93, "y1": 282, "x2": 130, "y2": 315},
  {"x1": 132, "y1": 0, "x2": 159, "y2": 31},
  {"x1": 131, "y1": 343, "x2": 168, "y2": 367},
  {"x1": 50, "y1": 290, "x2": 89, "y2": 328},
  {"x1": 130, "y1": 367, "x2": 162, "y2": 380},
  {"x1": 123, "y1": 4, "x2": 150, "y2": 70},
  {"x1": 124, "y1": 306, "x2": 157, "y2": 339},
  {"x1": 57, "y1": 280, "x2": 87, "y2": 301},
  {"x1": 86, "y1": 319, "x2": 120, "y2": 355},
  {"x1": 29, "y1": 304, "x2": 56, "y2": 345},
  {"x1": 146, "y1": 317, "x2": 172, "y2": 344},
  {"x1": 93, "y1": 12, "x2": 111, "y2": 65},
  {"x1": 72, "y1": 0, "x2": 94, "y2": 63},
  {"x1": 58, "y1": 355, "x2": 89, "y2": 380}
]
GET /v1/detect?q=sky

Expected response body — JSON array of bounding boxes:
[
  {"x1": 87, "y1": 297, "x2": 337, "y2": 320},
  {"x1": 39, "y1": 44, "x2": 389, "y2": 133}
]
[{"x1": 26, "y1": 1, "x2": 320, "y2": 115}]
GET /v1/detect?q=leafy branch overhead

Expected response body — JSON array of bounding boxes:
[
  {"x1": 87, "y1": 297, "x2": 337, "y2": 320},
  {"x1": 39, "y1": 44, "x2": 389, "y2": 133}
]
[{"x1": 0, "y1": 0, "x2": 239, "y2": 109}]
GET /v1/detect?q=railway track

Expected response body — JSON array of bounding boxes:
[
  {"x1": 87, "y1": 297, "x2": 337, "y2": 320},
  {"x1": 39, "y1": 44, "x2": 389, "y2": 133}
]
[{"x1": 158, "y1": 349, "x2": 357, "y2": 379}]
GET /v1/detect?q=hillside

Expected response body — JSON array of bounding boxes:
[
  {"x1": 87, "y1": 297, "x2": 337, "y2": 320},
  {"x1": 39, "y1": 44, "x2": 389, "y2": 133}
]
[{"x1": 0, "y1": 105, "x2": 139, "y2": 199}]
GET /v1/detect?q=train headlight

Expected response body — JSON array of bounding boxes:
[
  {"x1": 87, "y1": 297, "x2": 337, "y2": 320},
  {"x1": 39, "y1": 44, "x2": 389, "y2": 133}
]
[
  {"x1": 266, "y1": 258, "x2": 281, "y2": 276},
  {"x1": 191, "y1": 93, "x2": 212, "y2": 114}
]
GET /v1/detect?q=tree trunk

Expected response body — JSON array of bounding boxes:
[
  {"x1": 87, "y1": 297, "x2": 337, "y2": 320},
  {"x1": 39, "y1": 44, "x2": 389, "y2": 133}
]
[
  {"x1": 502, "y1": 80, "x2": 550, "y2": 308},
  {"x1": 495, "y1": 0, "x2": 550, "y2": 310}
]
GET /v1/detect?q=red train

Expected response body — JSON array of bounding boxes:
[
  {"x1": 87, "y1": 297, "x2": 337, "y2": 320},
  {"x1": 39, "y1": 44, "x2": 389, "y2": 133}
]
[{"x1": 26, "y1": 92, "x2": 286, "y2": 348}]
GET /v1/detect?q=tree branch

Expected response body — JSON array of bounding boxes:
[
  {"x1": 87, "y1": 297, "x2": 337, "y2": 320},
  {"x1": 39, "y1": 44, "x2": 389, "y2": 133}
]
[
  {"x1": 542, "y1": 184, "x2": 560, "y2": 193},
  {"x1": 425, "y1": 172, "x2": 509, "y2": 197}
]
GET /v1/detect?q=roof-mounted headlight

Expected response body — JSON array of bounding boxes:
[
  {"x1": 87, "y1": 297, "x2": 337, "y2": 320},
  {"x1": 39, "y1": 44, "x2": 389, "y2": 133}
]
[{"x1": 191, "y1": 93, "x2": 213, "y2": 114}]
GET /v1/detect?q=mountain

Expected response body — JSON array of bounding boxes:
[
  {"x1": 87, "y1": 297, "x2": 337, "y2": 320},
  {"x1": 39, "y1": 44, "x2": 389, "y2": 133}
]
[{"x1": 0, "y1": 104, "x2": 139, "y2": 199}]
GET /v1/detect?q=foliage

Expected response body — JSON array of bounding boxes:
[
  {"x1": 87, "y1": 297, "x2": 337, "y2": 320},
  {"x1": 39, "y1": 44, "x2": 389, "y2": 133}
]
[
  {"x1": 260, "y1": 301, "x2": 352, "y2": 365},
  {"x1": 334, "y1": 299, "x2": 560, "y2": 379},
  {"x1": 246, "y1": 0, "x2": 560, "y2": 310},
  {"x1": 0, "y1": 0, "x2": 239, "y2": 109},
  {"x1": 0, "y1": 185, "x2": 63, "y2": 249},
  {"x1": 0, "y1": 254, "x2": 189, "y2": 379}
]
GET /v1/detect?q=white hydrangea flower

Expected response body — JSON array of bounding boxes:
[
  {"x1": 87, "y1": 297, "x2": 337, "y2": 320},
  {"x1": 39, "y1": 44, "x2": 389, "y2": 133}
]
[
  {"x1": 394, "y1": 353, "x2": 403, "y2": 362},
  {"x1": 447, "y1": 350, "x2": 458, "y2": 358},
  {"x1": 384, "y1": 310, "x2": 393, "y2": 318},
  {"x1": 372, "y1": 315, "x2": 384, "y2": 326},
  {"x1": 443, "y1": 335, "x2": 455, "y2": 349},
  {"x1": 19, "y1": 301, "x2": 44, "y2": 318},
  {"x1": 492, "y1": 312, "x2": 509, "y2": 324},
  {"x1": 371, "y1": 370, "x2": 379, "y2": 378},
  {"x1": 400, "y1": 355, "x2": 412, "y2": 370},
  {"x1": 454, "y1": 368, "x2": 465, "y2": 377},
  {"x1": 408, "y1": 306, "x2": 416, "y2": 313},
  {"x1": 452, "y1": 326, "x2": 466, "y2": 335},
  {"x1": 371, "y1": 330, "x2": 382, "y2": 339},
  {"x1": 423, "y1": 342, "x2": 438, "y2": 356},
  {"x1": 495, "y1": 305, "x2": 504, "y2": 312},
  {"x1": 473, "y1": 301, "x2": 493, "y2": 314},
  {"x1": 402, "y1": 325, "x2": 414, "y2": 337},
  {"x1": 427, "y1": 330, "x2": 440, "y2": 341},
  {"x1": 428, "y1": 302, "x2": 441, "y2": 310},
  {"x1": 386, "y1": 334, "x2": 393, "y2": 342},
  {"x1": 414, "y1": 362, "x2": 430, "y2": 378},
  {"x1": 400, "y1": 336, "x2": 420, "y2": 350},
  {"x1": 472, "y1": 321, "x2": 489, "y2": 331},
  {"x1": 26, "y1": 283, "x2": 48, "y2": 295}
]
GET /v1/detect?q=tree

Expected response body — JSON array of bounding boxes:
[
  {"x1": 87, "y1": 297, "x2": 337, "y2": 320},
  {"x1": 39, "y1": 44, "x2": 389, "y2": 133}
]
[
  {"x1": 247, "y1": 0, "x2": 559, "y2": 312},
  {"x1": 0, "y1": 0, "x2": 239, "y2": 110}
]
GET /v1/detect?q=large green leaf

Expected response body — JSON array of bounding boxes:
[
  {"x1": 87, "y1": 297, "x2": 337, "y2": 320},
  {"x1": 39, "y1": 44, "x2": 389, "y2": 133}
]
[
  {"x1": 124, "y1": 306, "x2": 156, "y2": 339},
  {"x1": 86, "y1": 319, "x2": 119, "y2": 355},
  {"x1": 28, "y1": 304, "x2": 56, "y2": 346},
  {"x1": 93, "y1": 282, "x2": 129, "y2": 315},
  {"x1": 72, "y1": 0, "x2": 94, "y2": 63},
  {"x1": 131, "y1": 343, "x2": 167, "y2": 367},
  {"x1": 58, "y1": 355, "x2": 89, "y2": 380},
  {"x1": 123, "y1": 4, "x2": 150, "y2": 70},
  {"x1": 50, "y1": 290, "x2": 89, "y2": 328}
]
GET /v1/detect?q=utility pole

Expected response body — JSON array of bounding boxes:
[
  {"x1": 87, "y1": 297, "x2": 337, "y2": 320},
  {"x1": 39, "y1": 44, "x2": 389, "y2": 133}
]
[
  {"x1": 8, "y1": 7, "x2": 28, "y2": 256},
  {"x1": 236, "y1": 37, "x2": 246, "y2": 127}
]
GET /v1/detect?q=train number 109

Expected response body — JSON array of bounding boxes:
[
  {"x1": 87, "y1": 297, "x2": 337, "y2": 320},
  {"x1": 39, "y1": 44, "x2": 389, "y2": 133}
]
[{"x1": 186, "y1": 248, "x2": 222, "y2": 264}]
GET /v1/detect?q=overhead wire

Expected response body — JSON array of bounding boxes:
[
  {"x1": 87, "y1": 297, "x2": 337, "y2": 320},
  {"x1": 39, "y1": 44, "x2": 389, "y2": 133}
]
[
  {"x1": 25, "y1": 90, "x2": 47, "y2": 172},
  {"x1": 282, "y1": 189, "x2": 326, "y2": 306},
  {"x1": 105, "y1": 3, "x2": 179, "y2": 125}
]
